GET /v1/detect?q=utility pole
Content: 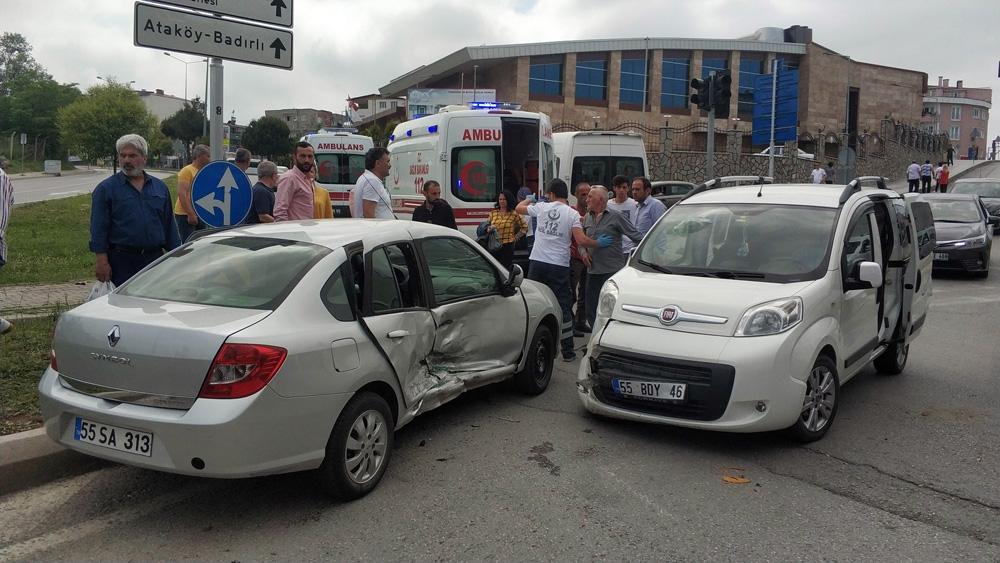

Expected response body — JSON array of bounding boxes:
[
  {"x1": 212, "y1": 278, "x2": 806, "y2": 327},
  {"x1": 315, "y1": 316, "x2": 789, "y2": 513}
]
[
  {"x1": 210, "y1": 58, "x2": 224, "y2": 160},
  {"x1": 706, "y1": 72, "x2": 716, "y2": 179}
]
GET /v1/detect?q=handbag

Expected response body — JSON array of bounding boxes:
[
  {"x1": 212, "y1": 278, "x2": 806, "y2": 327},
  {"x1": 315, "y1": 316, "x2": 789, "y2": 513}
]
[{"x1": 486, "y1": 228, "x2": 502, "y2": 252}]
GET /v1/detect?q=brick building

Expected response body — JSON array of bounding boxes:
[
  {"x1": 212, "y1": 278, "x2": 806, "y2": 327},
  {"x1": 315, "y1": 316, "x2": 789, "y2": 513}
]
[
  {"x1": 921, "y1": 77, "x2": 992, "y2": 160},
  {"x1": 379, "y1": 26, "x2": 928, "y2": 157},
  {"x1": 264, "y1": 108, "x2": 347, "y2": 139}
]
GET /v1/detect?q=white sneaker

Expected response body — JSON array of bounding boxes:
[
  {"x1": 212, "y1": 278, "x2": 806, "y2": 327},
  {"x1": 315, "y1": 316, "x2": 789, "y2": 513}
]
[{"x1": 0, "y1": 318, "x2": 11, "y2": 335}]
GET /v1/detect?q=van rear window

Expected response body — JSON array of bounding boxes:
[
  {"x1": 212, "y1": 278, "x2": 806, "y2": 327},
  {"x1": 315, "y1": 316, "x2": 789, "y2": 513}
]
[
  {"x1": 316, "y1": 154, "x2": 366, "y2": 185},
  {"x1": 571, "y1": 156, "x2": 645, "y2": 187},
  {"x1": 451, "y1": 147, "x2": 500, "y2": 203}
]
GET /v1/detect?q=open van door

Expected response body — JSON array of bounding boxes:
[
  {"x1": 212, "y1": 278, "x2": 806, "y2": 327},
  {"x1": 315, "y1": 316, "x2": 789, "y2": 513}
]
[{"x1": 901, "y1": 194, "x2": 935, "y2": 342}]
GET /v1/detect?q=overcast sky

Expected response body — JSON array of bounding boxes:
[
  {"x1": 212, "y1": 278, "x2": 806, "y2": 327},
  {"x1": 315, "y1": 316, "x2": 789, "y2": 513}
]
[{"x1": 6, "y1": 0, "x2": 1000, "y2": 143}]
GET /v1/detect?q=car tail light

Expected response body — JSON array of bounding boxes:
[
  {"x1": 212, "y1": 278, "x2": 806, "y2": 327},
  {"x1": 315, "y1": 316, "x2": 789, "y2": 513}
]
[
  {"x1": 50, "y1": 320, "x2": 59, "y2": 371},
  {"x1": 198, "y1": 344, "x2": 287, "y2": 399}
]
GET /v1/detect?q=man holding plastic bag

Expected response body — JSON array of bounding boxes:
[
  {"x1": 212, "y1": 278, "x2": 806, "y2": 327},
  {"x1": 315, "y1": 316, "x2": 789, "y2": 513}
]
[{"x1": 89, "y1": 134, "x2": 181, "y2": 288}]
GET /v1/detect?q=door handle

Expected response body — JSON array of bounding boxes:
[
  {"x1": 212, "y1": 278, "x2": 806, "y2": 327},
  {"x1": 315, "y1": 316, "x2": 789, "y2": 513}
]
[{"x1": 387, "y1": 330, "x2": 410, "y2": 339}]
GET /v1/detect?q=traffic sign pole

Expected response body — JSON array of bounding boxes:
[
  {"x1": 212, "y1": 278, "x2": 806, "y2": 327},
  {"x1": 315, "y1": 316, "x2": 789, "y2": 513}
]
[
  {"x1": 768, "y1": 59, "x2": 778, "y2": 179},
  {"x1": 210, "y1": 58, "x2": 224, "y2": 161},
  {"x1": 706, "y1": 72, "x2": 716, "y2": 180}
]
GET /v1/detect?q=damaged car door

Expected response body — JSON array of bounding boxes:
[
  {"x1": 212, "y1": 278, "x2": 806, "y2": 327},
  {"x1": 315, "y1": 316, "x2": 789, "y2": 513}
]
[
  {"x1": 360, "y1": 243, "x2": 437, "y2": 405},
  {"x1": 419, "y1": 236, "x2": 529, "y2": 375}
]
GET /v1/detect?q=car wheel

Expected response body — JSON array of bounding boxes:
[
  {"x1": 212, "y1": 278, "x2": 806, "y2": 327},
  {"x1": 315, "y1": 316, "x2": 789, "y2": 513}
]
[
  {"x1": 873, "y1": 341, "x2": 908, "y2": 375},
  {"x1": 512, "y1": 324, "x2": 554, "y2": 395},
  {"x1": 786, "y1": 355, "x2": 839, "y2": 442},
  {"x1": 316, "y1": 392, "x2": 394, "y2": 501}
]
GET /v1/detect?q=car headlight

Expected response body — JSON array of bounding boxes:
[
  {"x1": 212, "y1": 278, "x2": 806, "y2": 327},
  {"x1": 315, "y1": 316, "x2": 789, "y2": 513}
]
[
  {"x1": 735, "y1": 297, "x2": 803, "y2": 337},
  {"x1": 598, "y1": 280, "x2": 619, "y2": 318},
  {"x1": 964, "y1": 234, "x2": 988, "y2": 248}
]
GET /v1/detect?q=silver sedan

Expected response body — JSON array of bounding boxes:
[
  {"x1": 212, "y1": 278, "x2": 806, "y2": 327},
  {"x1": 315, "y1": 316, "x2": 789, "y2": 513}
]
[{"x1": 39, "y1": 220, "x2": 562, "y2": 500}]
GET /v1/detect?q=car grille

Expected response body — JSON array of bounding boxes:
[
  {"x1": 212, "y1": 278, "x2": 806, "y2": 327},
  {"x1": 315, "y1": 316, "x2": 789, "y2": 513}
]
[{"x1": 589, "y1": 350, "x2": 735, "y2": 421}]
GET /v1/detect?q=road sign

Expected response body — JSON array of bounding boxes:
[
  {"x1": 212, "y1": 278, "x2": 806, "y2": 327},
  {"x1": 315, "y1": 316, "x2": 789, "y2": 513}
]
[
  {"x1": 751, "y1": 67, "x2": 800, "y2": 145},
  {"x1": 134, "y1": 2, "x2": 293, "y2": 70},
  {"x1": 19, "y1": 133, "x2": 26, "y2": 145},
  {"x1": 145, "y1": 0, "x2": 293, "y2": 28},
  {"x1": 192, "y1": 161, "x2": 253, "y2": 227}
]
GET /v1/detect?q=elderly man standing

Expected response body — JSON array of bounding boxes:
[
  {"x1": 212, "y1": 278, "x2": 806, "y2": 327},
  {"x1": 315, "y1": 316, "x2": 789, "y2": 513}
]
[
  {"x1": 631, "y1": 176, "x2": 667, "y2": 238},
  {"x1": 90, "y1": 134, "x2": 181, "y2": 287},
  {"x1": 274, "y1": 142, "x2": 317, "y2": 221},
  {"x1": 245, "y1": 160, "x2": 278, "y2": 224},
  {"x1": 0, "y1": 156, "x2": 14, "y2": 334},
  {"x1": 174, "y1": 144, "x2": 211, "y2": 242},
  {"x1": 570, "y1": 182, "x2": 591, "y2": 334},
  {"x1": 581, "y1": 186, "x2": 643, "y2": 329},
  {"x1": 234, "y1": 147, "x2": 252, "y2": 173}
]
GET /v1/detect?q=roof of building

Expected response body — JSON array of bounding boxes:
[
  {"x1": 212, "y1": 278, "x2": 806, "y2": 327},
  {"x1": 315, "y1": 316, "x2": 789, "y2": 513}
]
[{"x1": 380, "y1": 36, "x2": 808, "y2": 96}]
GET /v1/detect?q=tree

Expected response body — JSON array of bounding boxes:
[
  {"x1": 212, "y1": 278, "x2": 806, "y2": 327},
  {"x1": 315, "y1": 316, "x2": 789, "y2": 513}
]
[
  {"x1": 0, "y1": 76, "x2": 81, "y2": 159},
  {"x1": 0, "y1": 32, "x2": 48, "y2": 96},
  {"x1": 362, "y1": 120, "x2": 399, "y2": 148},
  {"x1": 241, "y1": 116, "x2": 293, "y2": 160},
  {"x1": 160, "y1": 98, "x2": 207, "y2": 163},
  {"x1": 57, "y1": 80, "x2": 157, "y2": 165}
]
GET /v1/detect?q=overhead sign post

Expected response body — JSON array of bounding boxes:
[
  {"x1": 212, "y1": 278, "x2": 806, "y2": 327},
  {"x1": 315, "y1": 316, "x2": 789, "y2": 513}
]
[
  {"x1": 134, "y1": 3, "x2": 293, "y2": 70},
  {"x1": 142, "y1": 0, "x2": 293, "y2": 27},
  {"x1": 191, "y1": 161, "x2": 253, "y2": 227}
]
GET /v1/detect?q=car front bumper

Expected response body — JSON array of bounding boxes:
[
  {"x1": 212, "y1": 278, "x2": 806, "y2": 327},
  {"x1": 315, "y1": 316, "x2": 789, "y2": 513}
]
[
  {"x1": 38, "y1": 367, "x2": 352, "y2": 478},
  {"x1": 576, "y1": 321, "x2": 808, "y2": 433},
  {"x1": 932, "y1": 246, "x2": 990, "y2": 272}
]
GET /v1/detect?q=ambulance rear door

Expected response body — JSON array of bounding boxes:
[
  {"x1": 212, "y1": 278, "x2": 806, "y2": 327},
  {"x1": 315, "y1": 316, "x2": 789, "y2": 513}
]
[{"x1": 446, "y1": 114, "x2": 504, "y2": 236}]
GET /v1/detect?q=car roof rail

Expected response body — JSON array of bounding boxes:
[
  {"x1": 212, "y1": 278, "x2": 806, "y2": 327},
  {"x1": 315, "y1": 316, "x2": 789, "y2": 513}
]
[
  {"x1": 681, "y1": 175, "x2": 774, "y2": 201},
  {"x1": 838, "y1": 176, "x2": 891, "y2": 204}
]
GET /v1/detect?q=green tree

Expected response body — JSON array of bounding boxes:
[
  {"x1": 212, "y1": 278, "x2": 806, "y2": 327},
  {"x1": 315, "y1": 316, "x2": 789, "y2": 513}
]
[
  {"x1": 241, "y1": 116, "x2": 293, "y2": 159},
  {"x1": 0, "y1": 32, "x2": 47, "y2": 96},
  {"x1": 0, "y1": 76, "x2": 81, "y2": 159},
  {"x1": 160, "y1": 98, "x2": 206, "y2": 163},
  {"x1": 362, "y1": 120, "x2": 399, "y2": 148},
  {"x1": 57, "y1": 80, "x2": 157, "y2": 164}
]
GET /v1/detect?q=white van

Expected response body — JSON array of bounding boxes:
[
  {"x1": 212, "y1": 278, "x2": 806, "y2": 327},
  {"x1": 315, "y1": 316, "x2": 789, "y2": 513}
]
[
  {"x1": 553, "y1": 131, "x2": 649, "y2": 190},
  {"x1": 387, "y1": 105, "x2": 557, "y2": 238},
  {"x1": 300, "y1": 130, "x2": 374, "y2": 217},
  {"x1": 577, "y1": 177, "x2": 936, "y2": 441}
]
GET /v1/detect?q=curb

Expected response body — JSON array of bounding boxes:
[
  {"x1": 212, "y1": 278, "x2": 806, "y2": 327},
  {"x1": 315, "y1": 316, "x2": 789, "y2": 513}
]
[{"x1": 0, "y1": 427, "x2": 109, "y2": 497}]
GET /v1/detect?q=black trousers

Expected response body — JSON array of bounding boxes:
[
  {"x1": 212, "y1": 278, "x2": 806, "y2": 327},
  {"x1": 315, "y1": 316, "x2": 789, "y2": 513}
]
[
  {"x1": 920, "y1": 175, "x2": 932, "y2": 192},
  {"x1": 490, "y1": 242, "x2": 515, "y2": 271},
  {"x1": 908, "y1": 179, "x2": 920, "y2": 193},
  {"x1": 109, "y1": 248, "x2": 162, "y2": 286}
]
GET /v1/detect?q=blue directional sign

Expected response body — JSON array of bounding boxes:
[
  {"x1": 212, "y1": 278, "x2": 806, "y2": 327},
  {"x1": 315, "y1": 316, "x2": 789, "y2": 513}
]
[
  {"x1": 192, "y1": 161, "x2": 253, "y2": 228},
  {"x1": 752, "y1": 66, "x2": 800, "y2": 146}
]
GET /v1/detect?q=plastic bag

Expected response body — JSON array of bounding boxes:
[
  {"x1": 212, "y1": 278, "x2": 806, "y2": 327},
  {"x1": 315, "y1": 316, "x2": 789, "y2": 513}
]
[{"x1": 86, "y1": 281, "x2": 116, "y2": 302}]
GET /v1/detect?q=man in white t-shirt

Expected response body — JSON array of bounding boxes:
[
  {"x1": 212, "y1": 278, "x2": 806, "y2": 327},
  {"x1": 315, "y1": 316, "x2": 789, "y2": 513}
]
[
  {"x1": 607, "y1": 175, "x2": 639, "y2": 254},
  {"x1": 351, "y1": 147, "x2": 395, "y2": 219},
  {"x1": 809, "y1": 163, "x2": 827, "y2": 184},
  {"x1": 517, "y1": 178, "x2": 611, "y2": 362}
]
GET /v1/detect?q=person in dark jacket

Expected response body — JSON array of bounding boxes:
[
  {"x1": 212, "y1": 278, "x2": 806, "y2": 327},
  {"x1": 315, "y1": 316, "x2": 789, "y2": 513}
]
[{"x1": 412, "y1": 180, "x2": 457, "y2": 229}]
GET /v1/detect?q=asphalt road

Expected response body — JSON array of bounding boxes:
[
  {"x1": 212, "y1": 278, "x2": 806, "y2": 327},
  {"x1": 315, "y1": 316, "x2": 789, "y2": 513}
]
[
  {"x1": 11, "y1": 169, "x2": 174, "y2": 205},
  {"x1": 2, "y1": 210, "x2": 999, "y2": 562}
]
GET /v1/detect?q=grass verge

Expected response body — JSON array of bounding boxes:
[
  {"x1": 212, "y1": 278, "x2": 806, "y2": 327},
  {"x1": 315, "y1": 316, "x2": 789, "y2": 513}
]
[
  {"x1": 0, "y1": 314, "x2": 56, "y2": 435},
  {"x1": 2, "y1": 174, "x2": 177, "y2": 285}
]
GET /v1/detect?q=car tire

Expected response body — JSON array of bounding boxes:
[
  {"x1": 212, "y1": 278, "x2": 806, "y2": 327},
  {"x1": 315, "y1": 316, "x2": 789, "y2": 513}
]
[
  {"x1": 512, "y1": 324, "x2": 554, "y2": 395},
  {"x1": 873, "y1": 341, "x2": 908, "y2": 375},
  {"x1": 316, "y1": 392, "x2": 394, "y2": 501},
  {"x1": 786, "y1": 355, "x2": 840, "y2": 443}
]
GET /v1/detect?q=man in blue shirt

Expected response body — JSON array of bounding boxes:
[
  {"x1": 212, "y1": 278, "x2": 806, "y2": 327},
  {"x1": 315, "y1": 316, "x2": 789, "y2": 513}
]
[
  {"x1": 90, "y1": 134, "x2": 181, "y2": 287},
  {"x1": 631, "y1": 176, "x2": 667, "y2": 238}
]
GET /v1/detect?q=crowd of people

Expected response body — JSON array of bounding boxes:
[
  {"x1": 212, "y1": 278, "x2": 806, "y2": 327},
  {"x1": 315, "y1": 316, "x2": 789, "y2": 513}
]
[{"x1": 906, "y1": 159, "x2": 950, "y2": 193}]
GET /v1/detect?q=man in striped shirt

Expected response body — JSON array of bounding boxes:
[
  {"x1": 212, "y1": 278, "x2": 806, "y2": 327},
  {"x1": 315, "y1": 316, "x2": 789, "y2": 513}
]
[{"x1": 0, "y1": 156, "x2": 14, "y2": 334}]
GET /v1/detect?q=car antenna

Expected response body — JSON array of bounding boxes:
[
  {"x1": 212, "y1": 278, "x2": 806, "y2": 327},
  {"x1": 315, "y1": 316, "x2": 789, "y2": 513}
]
[{"x1": 756, "y1": 182, "x2": 764, "y2": 198}]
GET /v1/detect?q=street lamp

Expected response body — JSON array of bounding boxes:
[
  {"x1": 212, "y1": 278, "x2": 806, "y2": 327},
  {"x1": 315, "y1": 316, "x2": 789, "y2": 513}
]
[
  {"x1": 163, "y1": 52, "x2": 209, "y2": 136},
  {"x1": 163, "y1": 52, "x2": 207, "y2": 102}
]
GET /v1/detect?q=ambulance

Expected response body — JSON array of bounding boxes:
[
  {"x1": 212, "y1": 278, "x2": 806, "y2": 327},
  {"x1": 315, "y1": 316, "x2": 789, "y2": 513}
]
[
  {"x1": 387, "y1": 104, "x2": 557, "y2": 238},
  {"x1": 300, "y1": 129, "x2": 374, "y2": 217},
  {"x1": 553, "y1": 131, "x2": 649, "y2": 190}
]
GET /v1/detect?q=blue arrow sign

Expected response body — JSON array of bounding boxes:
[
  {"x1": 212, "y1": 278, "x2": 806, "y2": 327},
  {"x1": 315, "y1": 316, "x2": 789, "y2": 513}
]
[{"x1": 192, "y1": 161, "x2": 253, "y2": 228}]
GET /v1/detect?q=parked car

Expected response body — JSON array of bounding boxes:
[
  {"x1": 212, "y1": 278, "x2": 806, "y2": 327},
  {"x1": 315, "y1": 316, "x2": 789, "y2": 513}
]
[
  {"x1": 650, "y1": 180, "x2": 696, "y2": 208},
  {"x1": 924, "y1": 193, "x2": 998, "y2": 277},
  {"x1": 39, "y1": 221, "x2": 561, "y2": 500},
  {"x1": 754, "y1": 146, "x2": 815, "y2": 160},
  {"x1": 577, "y1": 177, "x2": 935, "y2": 441},
  {"x1": 949, "y1": 178, "x2": 1000, "y2": 233}
]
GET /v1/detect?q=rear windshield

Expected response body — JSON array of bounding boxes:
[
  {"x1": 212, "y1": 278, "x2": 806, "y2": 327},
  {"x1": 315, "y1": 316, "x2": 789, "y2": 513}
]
[
  {"x1": 316, "y1": 154, "x2": 366, "y2": 185},
  {"x1": 951, "y1": 182, "x2": 1000, "y2": 199},
  {"x1": 119, "y1": 237, "x2": 331, "y2": 309},
  {"x1": 571, "y1": 156, "x2": 645, "y2": 188}
]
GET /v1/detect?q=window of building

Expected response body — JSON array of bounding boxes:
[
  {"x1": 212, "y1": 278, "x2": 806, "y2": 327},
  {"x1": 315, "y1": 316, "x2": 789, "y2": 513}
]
[
  {"x1": 576, "y1": 56, "x2": 608, "y2": 103},
  {"x1": 661, "y1": 52, "x2": 691, "y2": 109},
  {"x1": 620, "y1": 55, "x2": 648, "y2": 109},
  {"x1": 702, "y1": 54, "x2": 729, "y2": 79},
  {"x1": 529, "y1": 57, "x2": 564, "y2": 99},
  {"x1": 738, "y1": 56, "x2": 765, "y2": 117},
  {"x1": 951, "y1": 106, "x2": 961, "y2": 120},
  {"x1": 949, "y1": 126, "x2": 960, "y2": 140}
]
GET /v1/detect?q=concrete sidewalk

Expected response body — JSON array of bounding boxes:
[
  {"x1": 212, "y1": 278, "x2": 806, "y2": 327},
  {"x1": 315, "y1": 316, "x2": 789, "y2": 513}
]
[{"x1": 0, "y1": 281, "x2": 92, "y2": 317}]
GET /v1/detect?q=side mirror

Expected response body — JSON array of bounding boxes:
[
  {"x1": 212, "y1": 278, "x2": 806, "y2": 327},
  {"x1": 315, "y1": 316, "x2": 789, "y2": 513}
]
[
  {"x1": 846, "y1": 261, "x2": 883, "y2": 290},
  {"x1": 988, "y1": 216, "x2": 1000, "y2": 226},
  {"x1": 505, "y1": 264, "x2": 524, "y2": 291}
]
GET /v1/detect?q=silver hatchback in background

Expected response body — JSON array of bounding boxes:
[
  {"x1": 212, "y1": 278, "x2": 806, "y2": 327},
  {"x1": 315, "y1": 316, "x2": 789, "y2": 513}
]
[{"x1": 39, "y1": 220, "x2": 562, "y2": 500}]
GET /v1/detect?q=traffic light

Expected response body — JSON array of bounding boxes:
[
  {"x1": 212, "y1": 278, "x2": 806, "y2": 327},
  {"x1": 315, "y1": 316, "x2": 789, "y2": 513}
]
[
  {"x1": 712, "y1": 73, "x2": 732, "y2": 118},
  {"x1": 690, "y1": 77, "x2": 711, "y2": 111}
]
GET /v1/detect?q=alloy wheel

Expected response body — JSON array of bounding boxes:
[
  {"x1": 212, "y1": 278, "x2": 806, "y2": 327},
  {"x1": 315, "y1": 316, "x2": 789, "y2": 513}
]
[
  {"x1": 801, "y1": 365, "x2": 837, "y2": 433},
  {"x1": 344, "y1": 409, "x2": 388, "y2": 485}
]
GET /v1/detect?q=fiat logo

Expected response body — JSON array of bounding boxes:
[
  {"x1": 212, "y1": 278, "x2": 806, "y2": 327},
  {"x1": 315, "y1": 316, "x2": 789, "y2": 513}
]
[
  {"x1": 107, "y1": 325, "x2": 121, "y2": 347},
  {"x1": 659, "y1": 306, "x2": 680, "y2": 325}
]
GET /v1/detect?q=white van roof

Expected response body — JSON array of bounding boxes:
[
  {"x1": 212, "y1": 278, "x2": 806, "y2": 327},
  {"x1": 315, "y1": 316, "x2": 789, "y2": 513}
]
[{"x1": 553, "y1": 131, "x2": 644, "y2": 139}]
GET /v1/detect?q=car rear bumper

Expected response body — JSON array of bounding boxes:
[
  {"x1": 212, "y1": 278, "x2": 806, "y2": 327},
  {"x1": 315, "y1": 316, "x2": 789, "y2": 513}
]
[
  {"x1": 576, "y1": 322, "x2": 808, "y2": 433},
  {"x1": 932, "y1": 246, "x2": 990, "y2": 272},
  {"x1": 38, "y1": 367, "x2": 351, "y2": 478}
]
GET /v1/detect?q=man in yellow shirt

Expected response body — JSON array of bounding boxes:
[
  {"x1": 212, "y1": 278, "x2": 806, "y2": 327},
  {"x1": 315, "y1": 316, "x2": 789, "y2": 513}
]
[{"x1": 174, "y1": 144, "x2": 211, "y2": 242}]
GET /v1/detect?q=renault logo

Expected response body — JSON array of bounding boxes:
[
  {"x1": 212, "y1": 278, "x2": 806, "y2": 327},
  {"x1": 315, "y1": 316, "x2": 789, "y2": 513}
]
[{"x1": 107, "y1": 325, "x2": 121, "y2": 347}]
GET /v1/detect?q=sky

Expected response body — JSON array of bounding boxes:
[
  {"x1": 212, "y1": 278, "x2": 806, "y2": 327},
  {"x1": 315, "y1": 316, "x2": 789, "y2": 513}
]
[{"x1": 5, "y1": 0, "x2": 1000, "y2": 143}]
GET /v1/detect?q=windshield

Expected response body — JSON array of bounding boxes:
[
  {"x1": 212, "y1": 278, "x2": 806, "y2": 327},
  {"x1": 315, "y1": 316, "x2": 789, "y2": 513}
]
[
  {"x1": 927, "y1": 199, "x2": 983, "y2": 223},
  {"x1": 119, "y1": 237, "x2": 331, "y2": 309},
  {"x1": 637, "y1": 203, "x2": 837, "y2": 282},
  {"x1": 951, "y1": 182, "x2": 1000, "y2": 199}
]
